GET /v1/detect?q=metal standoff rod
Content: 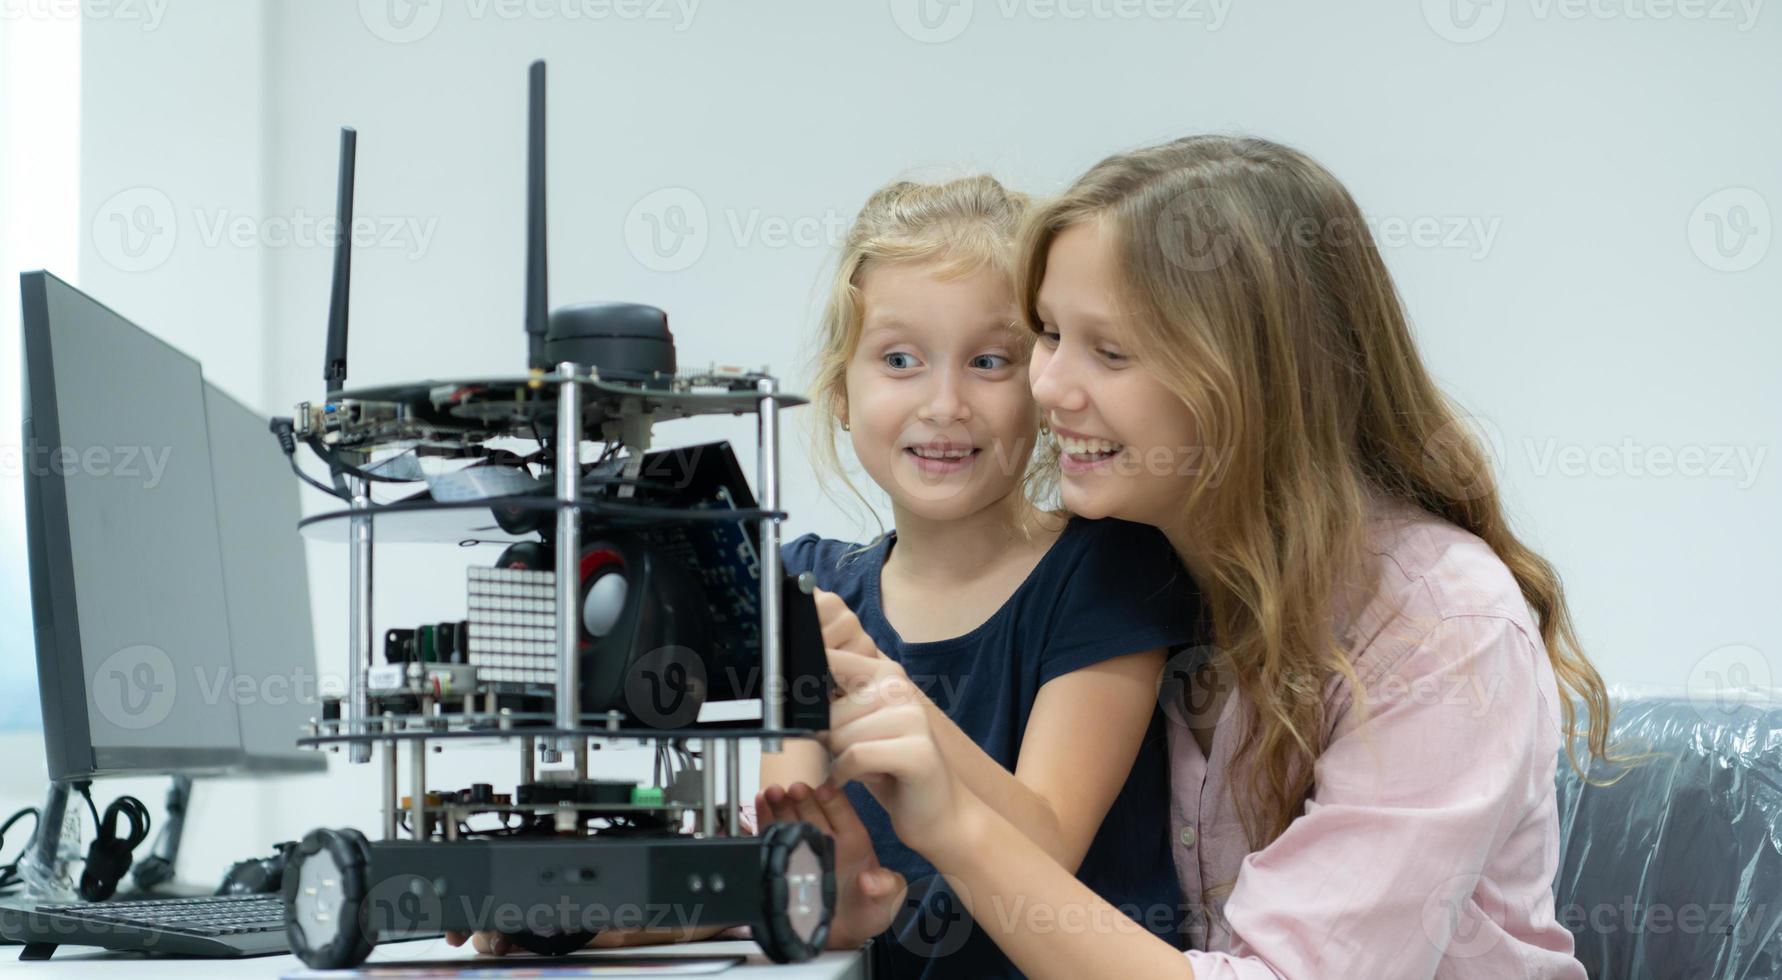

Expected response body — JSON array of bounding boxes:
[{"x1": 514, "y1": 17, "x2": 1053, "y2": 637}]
[
  {"x1": 382, "y1": 713, "x2": 399, "y2": 840},
  {"x1": 700, "y1": 738, "x2": 718, "y2": 837},
  {"x1": 347, "y1": 474, "x2": 374, "y2": 764},
  {"x1": 725, "y1": 738, "x2": 742, "y2": 835},
  {"x1": 554, "y1": 364, "x2": 583, "y2": 741},
  {"x1": 409, "y1": 726, "x2": 427, "y2": 839},
  {"x1": 756, "y1": 377, "x2": 784, "y2": 740}
]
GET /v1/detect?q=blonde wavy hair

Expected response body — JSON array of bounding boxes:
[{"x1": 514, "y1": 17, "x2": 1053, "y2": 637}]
[
  {"x1": 1015, "y1": 135, "x2": 1617, "y2": 852},
  {"x1": 808, "y1": 174, "x2": 1060, "y2": 540}
]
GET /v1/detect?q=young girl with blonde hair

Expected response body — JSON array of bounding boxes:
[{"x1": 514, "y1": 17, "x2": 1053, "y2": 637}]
[{"x1": 761, "y1": 172, "x2": 1204, "y2": 978}]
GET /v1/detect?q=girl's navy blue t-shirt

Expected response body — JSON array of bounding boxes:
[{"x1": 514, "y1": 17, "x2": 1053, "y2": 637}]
[{"x1": 782, "y1": 516, "x2": 1203, "y2": 979}]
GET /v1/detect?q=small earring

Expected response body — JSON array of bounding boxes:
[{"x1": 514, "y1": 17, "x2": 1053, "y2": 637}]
[{"x1": 841, "y1": 421, "x2": 851, "y2": 432}]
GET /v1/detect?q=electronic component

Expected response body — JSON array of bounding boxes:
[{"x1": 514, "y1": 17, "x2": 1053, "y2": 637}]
[
  {"x1": 466, "y1": 567, "x2": 555, "y2": 684},
  {"x1": 366, "y1": 662, "x2": 476, "y2": 699},
  {"x1": 515, "y1": 780, "x2": 636, "y2": 807}
]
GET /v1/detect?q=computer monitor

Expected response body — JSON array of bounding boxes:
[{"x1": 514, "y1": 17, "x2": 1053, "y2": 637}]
[
  {"x1": 19, "y1": 271, "x2": 322, "y2": 780},
  {"x1": 201, "y1": 382, "x2": 325, "y2": 774}
]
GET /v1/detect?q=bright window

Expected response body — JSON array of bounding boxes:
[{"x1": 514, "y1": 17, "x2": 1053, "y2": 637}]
[{"x1": 1, "y1": 9, "x2": 81, "y2": 731}]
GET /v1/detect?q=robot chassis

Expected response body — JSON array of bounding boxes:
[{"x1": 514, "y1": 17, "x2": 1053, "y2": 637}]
[{"x1": 283, "y1": 370, "x2": 836, "y2": 968}]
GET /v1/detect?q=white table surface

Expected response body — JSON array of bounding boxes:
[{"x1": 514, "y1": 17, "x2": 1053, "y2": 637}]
[{"x1": 0, "y1": 938, "x2": 866, "y2": 978}]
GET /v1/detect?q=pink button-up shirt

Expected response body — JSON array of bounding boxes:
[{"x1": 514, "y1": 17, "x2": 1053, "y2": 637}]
[{"x1": 1169, "y1": 503, "x2": 1586, "y2": 979}]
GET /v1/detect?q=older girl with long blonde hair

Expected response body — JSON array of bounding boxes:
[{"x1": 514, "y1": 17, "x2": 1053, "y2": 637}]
[{"x1": 815, "y1": 136, "x2": 1614, "y2": 979}]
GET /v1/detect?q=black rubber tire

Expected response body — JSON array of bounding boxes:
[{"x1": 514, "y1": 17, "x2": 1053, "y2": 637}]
[
  {"x1": 283, "y1": 827, "x2": 378, "y2": 969},
  {"x1": 755, "y1": 821, "x2": 836, "y2": 963}
]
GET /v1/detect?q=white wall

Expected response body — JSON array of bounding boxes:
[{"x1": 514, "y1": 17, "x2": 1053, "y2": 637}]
[
  {"x1": 0, "y1": 0, "x2": 287, "y2": 888},
  {"x1": 257, "y1": 0, "x2": 1780, "y2": 691},
  {"x1": 79, "y1": 0, "x2": 269, "y2": 410},
  {"x1": 13, "y1": 0, "x2": 1779, "y2": 885}
]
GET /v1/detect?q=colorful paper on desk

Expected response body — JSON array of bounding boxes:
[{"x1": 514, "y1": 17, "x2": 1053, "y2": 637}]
[{"x1": 282, "y1": 954, "x2": 744, "y2": 978}]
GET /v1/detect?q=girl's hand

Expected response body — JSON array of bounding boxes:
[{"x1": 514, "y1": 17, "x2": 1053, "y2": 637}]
[
  {"x1": 823, "y1": 651, "x2": 971, "y2": 859},
  {"x1": 443, "y1": 923, "x2": 728, "y2": 956},
  {"x1": 814, "y1": 589, "x2": 883, "y2": 658},
  {"x1": 444, "y1": 930, "x2": 516, "y2": 956},
  {"x1": 825, "y1": 639, "x2": 911, "y2": 696},
  {"x1": 758, "y1": 781, "x2": 906, "y2": 949}
]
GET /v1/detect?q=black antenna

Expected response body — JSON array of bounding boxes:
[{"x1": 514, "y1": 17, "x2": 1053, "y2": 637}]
[
  {"x1": 525, "y1": 60, "x2": 549, "y2": 371},
  {"x1": 324, "y1": 127, "x2": 357, "y2": 395}
]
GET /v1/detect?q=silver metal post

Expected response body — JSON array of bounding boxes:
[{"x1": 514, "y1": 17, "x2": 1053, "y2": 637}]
[
  {"x1": 554, "y1": 364, "x2": 583, "y2": 742},
  {"x1": 382, "y1": 714, "x2": 399, "y2": 840},
  {"x1": 409, "y1": 729, "x2": 427, "y2": 840},
  {"x1": 700, "y1": 738, "x2": 718, "y2": 837},
  {"x1": 520, "y1": 736, "x2": 536, "y2": 786},
  {"x1": 347, "y1": 475, "x2": 374, "y2": 764},
  {"x1": 725, "y1": 738, "x2": 741, "y2": 836},
  {"x1": 756, "y1": 377, "x2": 784, "y2": 742}
]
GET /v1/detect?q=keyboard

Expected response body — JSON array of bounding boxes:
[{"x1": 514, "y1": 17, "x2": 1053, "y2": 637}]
[{"x1": 0, "y1": 894, "x2": 291, "y2": 959}]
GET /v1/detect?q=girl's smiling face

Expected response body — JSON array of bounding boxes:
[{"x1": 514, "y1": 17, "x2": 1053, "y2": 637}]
[
  {"x1": 1028, "y1": 220, "x2": 1202, "y2": 530},
  {"x1": 843, "y1": 260, "x2": 1039, "y2": 523}
]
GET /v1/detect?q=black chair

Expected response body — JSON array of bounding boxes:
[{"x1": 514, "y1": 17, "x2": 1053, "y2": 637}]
[{"x1": 1554, "y1": 695, "x2": 1782, "y2": 980}]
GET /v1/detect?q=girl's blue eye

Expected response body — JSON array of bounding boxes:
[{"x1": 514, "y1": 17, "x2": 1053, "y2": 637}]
[
  {"x1": 971, "y1": 354, "x2": 1011, "y2": 370},
  {"x1": 1099, "y1": 348, "x2": 1128, "y2": 364},
  {"x1": 884, "y1": 352, "x2": 918, "y2": 370}
]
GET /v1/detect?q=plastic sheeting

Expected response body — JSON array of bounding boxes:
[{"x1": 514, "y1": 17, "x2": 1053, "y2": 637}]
[{"x1": 1554, "y1": 692, "x2": 1782, "y2": 979}]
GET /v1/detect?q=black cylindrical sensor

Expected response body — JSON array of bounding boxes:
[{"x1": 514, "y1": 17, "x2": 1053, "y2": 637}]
[{"x1": 545, "y1": 302, "x2": 676, "y2": 387}]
